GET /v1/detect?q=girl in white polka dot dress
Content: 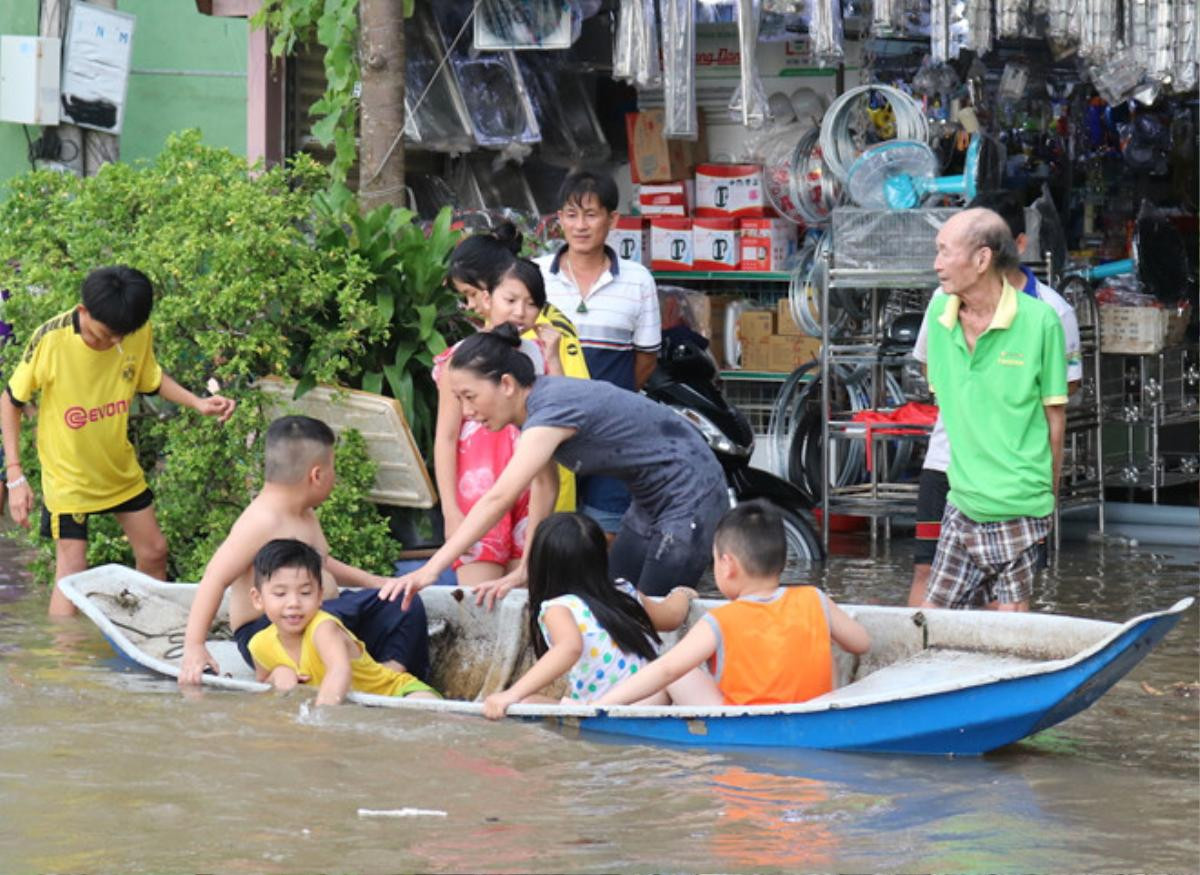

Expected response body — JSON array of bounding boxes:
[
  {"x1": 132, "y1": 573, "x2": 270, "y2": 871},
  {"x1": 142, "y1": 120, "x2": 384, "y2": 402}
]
[{"x1": 482, "y1": 513, "x2": 697, "y2": 718}]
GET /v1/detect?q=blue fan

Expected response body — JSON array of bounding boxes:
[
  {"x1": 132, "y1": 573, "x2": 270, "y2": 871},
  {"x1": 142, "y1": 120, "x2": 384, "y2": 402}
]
[{"x1": 846, "y1": 135, "x2": 990, "y2": 210}]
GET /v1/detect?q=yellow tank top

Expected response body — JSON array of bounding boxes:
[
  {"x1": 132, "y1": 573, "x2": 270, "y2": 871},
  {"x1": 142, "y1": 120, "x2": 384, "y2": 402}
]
[
  {"x1": 525, "y1": 303, "x2": 590, "y2": 513},
  {"x1": 248, "y1": 610, "x2": 429, "y2": 698}
]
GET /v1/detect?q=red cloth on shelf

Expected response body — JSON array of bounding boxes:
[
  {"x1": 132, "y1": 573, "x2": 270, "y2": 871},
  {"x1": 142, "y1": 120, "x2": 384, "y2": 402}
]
[{"x1": 849, "y1": 402, "x2": 939, "y2": 471}]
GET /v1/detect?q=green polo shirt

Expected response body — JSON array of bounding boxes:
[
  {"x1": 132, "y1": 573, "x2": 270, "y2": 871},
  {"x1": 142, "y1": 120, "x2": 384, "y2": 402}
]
[{"x1": 926, "y1": 281, "x2": 1068, "y2": 522}]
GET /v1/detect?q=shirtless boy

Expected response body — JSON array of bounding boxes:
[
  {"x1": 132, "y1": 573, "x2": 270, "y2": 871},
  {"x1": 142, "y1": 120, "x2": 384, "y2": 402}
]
[{"x1": 178, "y1": 415, "x2": 428, "y2": 685}]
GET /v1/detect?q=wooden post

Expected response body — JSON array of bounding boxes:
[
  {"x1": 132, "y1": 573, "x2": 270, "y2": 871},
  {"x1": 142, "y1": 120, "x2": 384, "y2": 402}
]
[{"x1": 357, "y1": 0, "x2": 406, "y2": 212}]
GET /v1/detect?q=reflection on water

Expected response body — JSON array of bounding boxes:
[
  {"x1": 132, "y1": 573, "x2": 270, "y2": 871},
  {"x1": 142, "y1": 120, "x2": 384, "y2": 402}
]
[{"x1": 0, "y1": 534, "x2": 1196, "y2": 874}]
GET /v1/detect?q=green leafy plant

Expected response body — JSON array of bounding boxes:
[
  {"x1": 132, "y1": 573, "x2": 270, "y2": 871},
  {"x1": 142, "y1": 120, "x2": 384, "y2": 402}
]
[
  {"x1": 311, "y1": 182, "x2": 467, "y2": 452},
  {"x1": 0, "y1": 133, "x2": 396, "y2": 582},
  {"x1": 253, "y1": 0, "x2": 416, "y2": 186}
]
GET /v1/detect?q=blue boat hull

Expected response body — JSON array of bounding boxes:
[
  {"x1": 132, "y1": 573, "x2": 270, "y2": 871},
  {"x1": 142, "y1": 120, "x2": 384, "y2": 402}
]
[{"x1": 573, "y1": 609, "x2": 1185, "y2": 756}]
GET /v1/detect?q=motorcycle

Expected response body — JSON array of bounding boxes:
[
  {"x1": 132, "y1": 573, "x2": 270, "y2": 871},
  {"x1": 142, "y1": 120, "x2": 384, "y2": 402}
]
[{"x1": 643, "y1": 333, "x2": 825, "y2": 563}]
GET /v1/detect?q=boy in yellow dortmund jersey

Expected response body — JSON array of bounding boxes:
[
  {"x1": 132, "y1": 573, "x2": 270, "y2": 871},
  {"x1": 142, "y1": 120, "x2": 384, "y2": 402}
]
[
  {"x1": 248, "y1": 538, "x2": 438, "y2": 704},
  {"x1": 1, "y1": 266, "x2": 235, "y2": 616}
]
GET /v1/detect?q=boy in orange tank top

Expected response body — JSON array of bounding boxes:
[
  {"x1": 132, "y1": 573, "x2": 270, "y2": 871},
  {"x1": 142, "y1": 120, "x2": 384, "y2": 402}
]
[{"x1": 597, "y1": 502, "x2": 870, "y2": 707}]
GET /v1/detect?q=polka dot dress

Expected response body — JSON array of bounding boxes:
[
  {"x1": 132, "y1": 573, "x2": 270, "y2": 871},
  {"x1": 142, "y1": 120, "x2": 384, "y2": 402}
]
[{"x1": 537, "y1": 583, "x2": 651, "y2": 702}]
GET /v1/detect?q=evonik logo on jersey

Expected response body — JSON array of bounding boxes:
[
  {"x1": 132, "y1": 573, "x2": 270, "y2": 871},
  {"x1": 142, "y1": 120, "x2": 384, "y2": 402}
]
[{"x1": 64, "y1": 399, "x2": 130, "y2": 430}]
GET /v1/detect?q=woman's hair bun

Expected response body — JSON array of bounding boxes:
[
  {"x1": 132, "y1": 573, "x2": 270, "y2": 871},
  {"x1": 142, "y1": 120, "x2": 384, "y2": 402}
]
[
  {"x1": 492, "y1": 221, "x2": 523, "y2": 256},
  {"x1": 490, "y1": 322, "x2": 523, "y2": 346}
]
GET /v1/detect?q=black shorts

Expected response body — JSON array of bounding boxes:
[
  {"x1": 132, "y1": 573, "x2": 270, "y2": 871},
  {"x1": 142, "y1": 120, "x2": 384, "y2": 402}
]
[
  {"x1": 233, "y1": 587, "x2": 431, "y2": 682},
  {"x1": 41, "y1": 488, "x2": 155, "y2": 541},
  {"x1": 913, "y1": 469, "x2": 950, "y2": 567}
]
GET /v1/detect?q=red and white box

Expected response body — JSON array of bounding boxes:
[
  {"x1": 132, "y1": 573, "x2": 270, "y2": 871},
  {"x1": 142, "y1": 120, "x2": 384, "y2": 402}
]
[
  {"x1": 638, "y1": 181, "x2": 693, "y2": 217},
  {"x1": 692, "y1": 218, "x2": 740, "y2": 271},
  {"x1": 650, "y1": 218, "x2": 693, "y2": 270},
  {"x1": 607, "y1": 216, "x2": 651, "y2": 265},
  {"x1": 695, "y1": 164, "x2": 767, "y2": 218},
  {"x1": 739, "y1": 218, "x2": 797, "y2": 271}
]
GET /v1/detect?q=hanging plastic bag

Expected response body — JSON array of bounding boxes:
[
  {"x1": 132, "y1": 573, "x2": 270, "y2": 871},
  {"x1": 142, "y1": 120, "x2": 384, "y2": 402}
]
[
  {"x1": 810, "y1": 0, "x2": 845, "y2": 67},
  {"x1": 1175, "y1": 0, "x2": 1198, "y2": 93},
  {"x1": 728, "y1": 0, "x2": 770, "y2": 128},
  {"x1": 661, "y1": 0, "x2": 697, "y2": 138}
]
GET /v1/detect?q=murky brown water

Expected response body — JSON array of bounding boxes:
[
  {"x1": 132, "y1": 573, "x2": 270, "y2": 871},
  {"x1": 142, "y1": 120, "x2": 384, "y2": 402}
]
[{"x1": 0, "y1": 533, "x2": 1196, "y2": 874}]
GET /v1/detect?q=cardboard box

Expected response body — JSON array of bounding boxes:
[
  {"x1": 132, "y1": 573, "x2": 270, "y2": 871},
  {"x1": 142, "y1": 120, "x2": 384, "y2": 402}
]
[
  {"x1": 608, "y1": 216, "x2": 651, "y2": 265},
  {"x1": 736, "y1": 308, "x2": 773, "y2": 370},
  {"x1": 695, "y1": 163, "x2": 768, "y2": 218},
  {"x1": 768, "y1": 335, "x2": 821, "y2": 372},
  {"x1": 692, "y1": 218, "x2": 740, "y2": 271},
  {"x1": 741, "y1": 218, "x2": 798, "y2": 272},
  {"x1": 638, "y1": 181, "x2": 693, "y2": 217},
  {"x1": 776, "y1": 297, "x2": 805, "y2": 336},
  {"x1": 626, "y1": 110, "x2": 706, "y2": 184},
  {"x1": 650, "y1": 217, "x2": 693, "y2": 270}
]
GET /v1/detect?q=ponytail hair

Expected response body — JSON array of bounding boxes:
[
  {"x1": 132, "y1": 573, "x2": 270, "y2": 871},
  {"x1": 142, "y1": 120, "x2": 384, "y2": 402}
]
[
  {"x1": 448, "y1": 222, "x2": 522, "y2": 291},
  {"x1": 449, "y1": 322, "x2": 536, "y2": 387},
  {"x1": 526, "y1": 513, "x2": 661, "y2": 662}
]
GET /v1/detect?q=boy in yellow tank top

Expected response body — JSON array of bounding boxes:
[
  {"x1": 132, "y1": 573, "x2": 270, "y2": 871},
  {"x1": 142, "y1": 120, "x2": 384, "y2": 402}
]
[
  {"x1": 0, "y1": 266, "x2": 235, "y2": 617},
  {"x1": 248, "y1": 538, "x2": 438, "y2": 704},
  {"x1": 597, "y1": 502, "x2": 871, "y2": 707}
]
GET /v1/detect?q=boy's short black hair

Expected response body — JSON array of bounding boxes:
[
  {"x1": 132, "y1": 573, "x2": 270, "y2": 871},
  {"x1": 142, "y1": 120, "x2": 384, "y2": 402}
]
[
  {"x1": 81, "y1": 266, "x2": 155, "y2": 336},
  {"x1": 967, "y1": 190, "x2": 1025, "y2": 238},
  {"x1": 556, "y1": 169, "x2": 619, "y2": 213},
  {"x1": 264, "y1": 415, "x2": 336, "y2": 484},
  {"x1": 253, "y1": 538, "x2": 323, "y2": 589},
  {"x1": 713, "y1": 501, "x2": 787, "y2": 578}
]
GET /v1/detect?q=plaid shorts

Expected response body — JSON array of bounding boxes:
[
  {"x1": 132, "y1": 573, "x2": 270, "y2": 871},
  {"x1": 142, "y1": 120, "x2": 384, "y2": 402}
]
[{"x1": 926, "y1": 503, "x2": 1052, "y2": 608}]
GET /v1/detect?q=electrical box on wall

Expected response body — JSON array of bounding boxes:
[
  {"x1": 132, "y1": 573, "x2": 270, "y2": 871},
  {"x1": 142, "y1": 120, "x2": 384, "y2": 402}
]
[
  {"x1": 0, "y1": 36, "x2": 62, "y2": 126},
  {"x1": 60, "y1": 2, "x2": 135, "y2": 133}
]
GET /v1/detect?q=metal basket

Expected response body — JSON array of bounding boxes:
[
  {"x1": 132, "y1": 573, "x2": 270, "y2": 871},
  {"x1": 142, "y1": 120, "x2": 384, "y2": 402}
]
[{"x1": 831, "y1": 208, "x2": 957, "y2": 274}]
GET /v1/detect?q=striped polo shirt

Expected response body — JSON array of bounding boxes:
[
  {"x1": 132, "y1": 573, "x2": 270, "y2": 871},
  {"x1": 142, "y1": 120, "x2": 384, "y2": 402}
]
[{"x1": 537, "y1": 245, "x2": 661, "y2": 390}]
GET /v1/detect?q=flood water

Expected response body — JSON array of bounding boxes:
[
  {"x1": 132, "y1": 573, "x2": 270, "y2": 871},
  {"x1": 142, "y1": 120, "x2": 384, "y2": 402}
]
[{"x1": 0, "y1": 532, "x2": 1196, "y2": 874}]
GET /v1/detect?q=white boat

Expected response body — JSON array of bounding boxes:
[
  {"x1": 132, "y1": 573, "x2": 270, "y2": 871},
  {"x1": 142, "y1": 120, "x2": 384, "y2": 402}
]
[{"x1": 59, "y1": 564, "x2": 1192, "y2": 756}]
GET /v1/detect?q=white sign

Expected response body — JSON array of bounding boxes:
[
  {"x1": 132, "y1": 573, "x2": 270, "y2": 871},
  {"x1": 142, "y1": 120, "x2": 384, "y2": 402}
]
[{"x1": 60, "y1": 2, "x2": 135, "y2": 133}]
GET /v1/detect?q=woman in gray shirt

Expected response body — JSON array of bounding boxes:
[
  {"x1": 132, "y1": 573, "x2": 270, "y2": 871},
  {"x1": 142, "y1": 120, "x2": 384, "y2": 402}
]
[{"x1": 382, "y1": 325, "x2": 728, "y2": 608}]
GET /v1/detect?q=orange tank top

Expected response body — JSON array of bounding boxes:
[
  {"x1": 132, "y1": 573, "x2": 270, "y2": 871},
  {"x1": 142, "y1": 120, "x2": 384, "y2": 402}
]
[{"x1": 705, "y1": 586, "x2": 833, "y2": 706}]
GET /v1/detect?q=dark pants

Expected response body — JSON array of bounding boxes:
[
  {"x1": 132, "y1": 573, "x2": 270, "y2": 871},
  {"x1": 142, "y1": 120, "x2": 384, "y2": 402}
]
[
  {"x1": 609, "y1": 482, "x2": 729, "y2": 596},
  {"x1": 233, "y1": 588, "x2": 430, "y2": 681}
]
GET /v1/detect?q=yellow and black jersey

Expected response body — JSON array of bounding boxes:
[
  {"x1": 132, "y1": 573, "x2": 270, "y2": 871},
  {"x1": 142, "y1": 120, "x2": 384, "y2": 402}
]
[{"x1": 7, "y1": 309, "x2": 162, "y2": 513}]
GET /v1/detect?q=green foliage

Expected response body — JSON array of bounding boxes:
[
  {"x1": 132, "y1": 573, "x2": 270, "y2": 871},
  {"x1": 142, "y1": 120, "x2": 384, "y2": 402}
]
[
  {"x1": 318, "y1": 429, "x2": 396, "y2": 575},
  {"x1": 0, "y1": 133, "x2": 396, "y2": 583},
  {"x1": 254, "y1": 0, "x2": 361, "y2": 185},
  {"x1": 311, "y1": 183, "x2": 467, "y2": 451}
]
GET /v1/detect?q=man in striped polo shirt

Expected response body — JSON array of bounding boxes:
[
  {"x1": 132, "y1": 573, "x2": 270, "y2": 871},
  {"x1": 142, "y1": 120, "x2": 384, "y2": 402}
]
[{"x1": 538, "y1": 169, "x2": 661, "y2": 533}]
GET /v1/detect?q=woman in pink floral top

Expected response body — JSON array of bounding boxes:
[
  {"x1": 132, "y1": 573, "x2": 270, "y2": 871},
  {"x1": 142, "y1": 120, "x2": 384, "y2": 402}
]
[{"x1": 436, "y1": 243, "x2": 562, "y2": 586}]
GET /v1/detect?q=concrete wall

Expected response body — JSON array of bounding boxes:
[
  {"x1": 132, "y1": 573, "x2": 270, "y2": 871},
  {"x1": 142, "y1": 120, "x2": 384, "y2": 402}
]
[{"x1": 0, "y1": 0, "x2": 248, "y2": 194}]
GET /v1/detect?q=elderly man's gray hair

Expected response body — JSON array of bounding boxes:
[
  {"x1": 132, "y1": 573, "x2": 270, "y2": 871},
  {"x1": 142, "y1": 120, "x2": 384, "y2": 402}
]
[{"x1": 960, "y1": 207, "x2": 1021, "y2": 274}]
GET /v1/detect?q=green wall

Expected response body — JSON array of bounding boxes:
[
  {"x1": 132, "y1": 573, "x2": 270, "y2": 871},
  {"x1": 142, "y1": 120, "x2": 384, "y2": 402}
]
[
  {"x1": 0, "y1": 0, "x2": 40, "y2": 190},
  {"x1": 0, "y1": 0, "x2": 247, "y2": 193}
]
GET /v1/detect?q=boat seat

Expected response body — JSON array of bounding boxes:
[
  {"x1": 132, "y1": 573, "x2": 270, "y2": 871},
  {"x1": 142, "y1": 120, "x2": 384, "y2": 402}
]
[{"x1": 821, "y1": 647, "x2": 1042, "y2": 703}]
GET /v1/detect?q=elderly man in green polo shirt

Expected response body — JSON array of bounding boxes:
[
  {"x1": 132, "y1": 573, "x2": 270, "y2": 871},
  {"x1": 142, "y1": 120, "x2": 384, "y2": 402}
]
[{"x1": 920, "y1": 208, "x2": 1068, "y2": 612}]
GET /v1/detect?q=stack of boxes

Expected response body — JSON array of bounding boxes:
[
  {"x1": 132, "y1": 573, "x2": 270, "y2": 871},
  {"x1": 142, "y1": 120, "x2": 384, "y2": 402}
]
[
  {"x1": 735, "y1": 301, "x2": 821, "y2": 373},
  {"x1": 613, "y1": 111, "x2": 800, "y2": 273}
]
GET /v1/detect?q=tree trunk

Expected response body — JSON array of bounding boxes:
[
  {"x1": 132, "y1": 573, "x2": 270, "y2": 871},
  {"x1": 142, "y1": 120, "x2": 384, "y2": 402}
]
[{"x1": 357, "y1": 0, "x2": 406, "y2": 212}]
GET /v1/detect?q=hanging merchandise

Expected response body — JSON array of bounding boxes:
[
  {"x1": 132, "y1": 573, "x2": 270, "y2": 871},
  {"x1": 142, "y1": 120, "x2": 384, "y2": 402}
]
[
  {"x1": 964, "y1": 0, "x2": 993, "y2": 56},
  {"x1": 1079, "y1": 0, "x2": 1119, "y2": 64},
  {"x1": 871, "y1": 0, "x2": 900, "y2": 36},
  {"x1": 517, "y1": 52, "x2": 611, "y2": 167},
  {"x1": 819, "y1": 85, "x2": 930, "y2": 183},
  {"x1": 729, "y1": 0, "x2": 770, "y2": 128},
  {"x1": 661, "y1": 0, "x2": 698, "y2": 138},
  {"x1": 1089, "y1": 47, "x2": 1145, "y2": 106},
  {"x1": 809, "y1": 0, "x2": 845, "y2": 67},
  {"x1": 474, "y1": 0, "x2": 576, "y2": 51},
  {"x1": 404, "y1": 2, "x2": 476, "y2": 153},
  {"x1": 1046, "y1": 0, "x2": 1080, "y2": 44},
  {"x1": 929, "y1": 0, "x2": 948, "y2": 63},
  {"x1": 1175, "y1": 0, "x2": 1198, "y2": 93},
  {"x1": 612, "y1": 0, "x2": 660, "y2": 88},
  {"x1": 431, "y1": 0, "x2": 542, "y2": 149},
  {"x1": 996, "y1": 0, "x2": 1025, "y2": 39},
  {"x1": 1028, "y1": 183, "x2": 1068, "y2": 281}
]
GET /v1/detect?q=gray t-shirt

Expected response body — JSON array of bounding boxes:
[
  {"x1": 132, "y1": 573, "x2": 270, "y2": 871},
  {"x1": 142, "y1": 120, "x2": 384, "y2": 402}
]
[{"x1": 523, "y1": 376, "x2": 725, "y2": 523}]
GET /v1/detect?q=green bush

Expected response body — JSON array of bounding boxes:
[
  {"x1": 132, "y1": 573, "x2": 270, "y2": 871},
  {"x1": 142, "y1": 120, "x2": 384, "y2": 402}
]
[{"x1": 0, "y1": 132, "x2": 408, "y2": 582}]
